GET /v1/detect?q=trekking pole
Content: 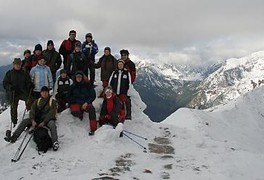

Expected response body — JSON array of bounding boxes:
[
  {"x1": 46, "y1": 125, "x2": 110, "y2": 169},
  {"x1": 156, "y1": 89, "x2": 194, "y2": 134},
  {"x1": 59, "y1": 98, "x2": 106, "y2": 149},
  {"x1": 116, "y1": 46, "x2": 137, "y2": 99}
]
[
  {"x1": 11, "y1": 128, "x2": 30, "y2": 162},
  {"x1": 12, "y1": 133, "x2": 33, "y2": 162},
  {"x1": 123, "y1": 132, "x2": 147, "y2": 153},
  {"x1": 5, "y1": 91, "x2": 15, "y2": 139},
  {"x1": 123, "y1": 130, "x2": 148, "y2": 140}
]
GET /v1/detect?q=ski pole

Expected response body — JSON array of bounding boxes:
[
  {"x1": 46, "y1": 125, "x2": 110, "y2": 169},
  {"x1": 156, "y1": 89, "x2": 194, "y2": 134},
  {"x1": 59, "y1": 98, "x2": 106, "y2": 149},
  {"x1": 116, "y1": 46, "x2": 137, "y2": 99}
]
[
  {"x1": 123, "y1": 132, "x2": 147, "y2": 152},
  {"x1": 123, "y1": 130, "x2": 148, "y2": 140},
  {"x1": 11, "y1": 128, "x2": 29, "y2": 162},
  {"x1": 12, "y1": 133, "x2": 33, "y2": 162}
]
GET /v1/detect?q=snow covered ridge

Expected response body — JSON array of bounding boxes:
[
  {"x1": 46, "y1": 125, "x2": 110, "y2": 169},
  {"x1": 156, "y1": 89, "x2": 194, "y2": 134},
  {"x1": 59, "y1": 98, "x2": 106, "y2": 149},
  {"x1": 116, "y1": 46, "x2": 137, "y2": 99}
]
[
  {"x1": 162, "y1": 86, "x2": 264, "y2": 179},
  {"x1": 189, "y1": 51, "x2": 264, "y2": 109}
]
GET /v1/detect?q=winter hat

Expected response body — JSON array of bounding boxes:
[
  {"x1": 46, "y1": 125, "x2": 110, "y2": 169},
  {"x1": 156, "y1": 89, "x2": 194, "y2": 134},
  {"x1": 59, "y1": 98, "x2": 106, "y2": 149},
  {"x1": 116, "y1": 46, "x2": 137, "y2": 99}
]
[
  {"x1": 40, "y1": 86, "x2": 49, "y2": 92},
  {"x1": 34, "y1": 44, "x2": 42, "y2": 51},
  {"x1": 120, "y1": 49, "x2": 129, "y2": 55},
  {"x1": 69, "y1": 30, "x2": 76, "y2": 35},
  {"x1": 75, "y1": 42, "x2": 81, "y2": 48},
  {"x1": 47, "y1": 40, "x2": 54, "y2": 46},
  {"x1": 104, "y1": 47, "x2": 111, "y2": 52},
  {"x1": 23, "y1": 49, "x2": 31, "y2": 55},
  {"x1": 85, "y1": 33, "x2": 93, "y2": 39},
  {"x1": 75, "y1": 71, "x2": 83, "y2": 77},
  {"x1": 13, "y1": 58, "x2": 22, "y2": 64},
  {"x1": 60, "y1": 69, "x2": 67, "y2": 75}
]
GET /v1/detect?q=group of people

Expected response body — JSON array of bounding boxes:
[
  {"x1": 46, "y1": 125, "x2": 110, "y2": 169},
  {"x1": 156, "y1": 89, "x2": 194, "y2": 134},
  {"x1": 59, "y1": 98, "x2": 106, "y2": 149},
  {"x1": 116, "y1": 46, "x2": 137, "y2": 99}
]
[{"x1": 3, "y1": 29, "x2": 136, "y2": 152}]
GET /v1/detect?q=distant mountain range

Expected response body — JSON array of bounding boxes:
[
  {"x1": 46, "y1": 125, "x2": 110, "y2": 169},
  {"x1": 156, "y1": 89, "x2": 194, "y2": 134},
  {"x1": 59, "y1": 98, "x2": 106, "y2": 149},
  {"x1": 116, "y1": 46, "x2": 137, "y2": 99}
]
[{"x1": 1, "y1": 51, "x2": 264, "y2": 122}]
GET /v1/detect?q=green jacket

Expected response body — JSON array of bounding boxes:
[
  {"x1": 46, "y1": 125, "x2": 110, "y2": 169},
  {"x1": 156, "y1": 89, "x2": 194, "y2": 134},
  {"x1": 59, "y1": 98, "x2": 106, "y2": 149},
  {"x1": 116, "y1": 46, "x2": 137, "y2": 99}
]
[
  {"x1": 43, "y1": 49, "x2": 62, "y2": 74},
  {"x1": 29, "y1": 96, "x2": 57, "y2": 124},
  {"x1": 3, "y1": 68, "x2": 33, "y2": 102}
]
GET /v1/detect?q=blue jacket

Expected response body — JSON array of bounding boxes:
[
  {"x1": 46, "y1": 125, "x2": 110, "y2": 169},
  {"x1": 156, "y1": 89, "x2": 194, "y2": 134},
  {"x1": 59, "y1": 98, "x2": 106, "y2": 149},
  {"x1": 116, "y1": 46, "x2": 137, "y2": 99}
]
[
  {"x1": 30, "y1": 64, "x2": 53, "y2": 92},
  {"x1": 81, "y1": 40, "x2": 98, "y2": 60},
  {"x1": 67, "y1": 79, "x2": 96, "y2": 105}
]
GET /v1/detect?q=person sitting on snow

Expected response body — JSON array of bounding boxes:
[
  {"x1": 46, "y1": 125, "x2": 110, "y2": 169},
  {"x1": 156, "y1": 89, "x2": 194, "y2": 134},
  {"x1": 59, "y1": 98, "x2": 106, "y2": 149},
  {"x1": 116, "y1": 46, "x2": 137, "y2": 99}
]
[
  {"x1": 66, "y1": 71, "x2": 97, "y2": 135},
  {"x1": 99, "y1": 86, "x2": 126, "y2": 128},
  {"x1": 5, "y1": 86, "x2": 59, "y2": 151},
  {"x1": 53, "y1": 69, "x2": 73, "y2": 113}
]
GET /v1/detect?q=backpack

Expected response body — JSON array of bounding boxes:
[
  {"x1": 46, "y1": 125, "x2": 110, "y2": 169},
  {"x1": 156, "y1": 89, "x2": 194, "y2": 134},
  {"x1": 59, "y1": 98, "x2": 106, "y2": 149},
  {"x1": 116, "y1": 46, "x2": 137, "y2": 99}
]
[{"x1": 33, "y1": 127, "x2": 53, "y2": 153}]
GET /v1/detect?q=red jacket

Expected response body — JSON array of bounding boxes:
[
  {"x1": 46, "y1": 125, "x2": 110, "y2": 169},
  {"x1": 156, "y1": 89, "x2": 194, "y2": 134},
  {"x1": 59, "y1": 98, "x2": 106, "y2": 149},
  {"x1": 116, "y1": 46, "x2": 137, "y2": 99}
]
[{"x1": 124, "y1": 58, "x2": 136, "y2": 83}]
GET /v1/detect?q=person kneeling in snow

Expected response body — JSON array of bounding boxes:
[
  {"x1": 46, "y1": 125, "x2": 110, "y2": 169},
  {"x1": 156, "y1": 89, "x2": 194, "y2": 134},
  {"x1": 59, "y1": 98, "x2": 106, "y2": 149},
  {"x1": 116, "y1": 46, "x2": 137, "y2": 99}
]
[
  {"x1": 99, "y1": 86, "x2": 125, "y2": 128},
  {"x1": 53, "y1": 69, "x2": 73, "y2": 113},
  {"x1": 5, "y1": 86, "x2": 59, "y2": 151},
  {"x1": 67, "y1": 71, "x2": 97, "y2": 135}
]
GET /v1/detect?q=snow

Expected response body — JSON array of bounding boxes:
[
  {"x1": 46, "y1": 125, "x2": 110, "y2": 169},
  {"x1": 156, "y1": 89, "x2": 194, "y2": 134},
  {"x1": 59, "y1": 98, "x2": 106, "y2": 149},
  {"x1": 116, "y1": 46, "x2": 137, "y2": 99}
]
[{"x1": 1, "y1": 74, "x2": 264, "y2": 179}]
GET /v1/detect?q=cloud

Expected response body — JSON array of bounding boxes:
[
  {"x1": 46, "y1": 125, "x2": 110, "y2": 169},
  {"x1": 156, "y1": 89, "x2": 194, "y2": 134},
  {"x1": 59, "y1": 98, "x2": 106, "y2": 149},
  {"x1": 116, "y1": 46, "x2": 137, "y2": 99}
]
[{"x1": 0, "y1": 0, "x2": 264, "y2": 66}]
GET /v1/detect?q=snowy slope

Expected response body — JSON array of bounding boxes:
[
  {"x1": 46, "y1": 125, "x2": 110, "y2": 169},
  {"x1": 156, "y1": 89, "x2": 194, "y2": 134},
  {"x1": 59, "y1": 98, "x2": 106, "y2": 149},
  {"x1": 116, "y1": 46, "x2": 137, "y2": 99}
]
[
  {"x1": 163, "y1": 86, "x2": 264, "y2": 179},
  {"x1": 1, "y1": 77, "x2": 264, "y2": 179}
]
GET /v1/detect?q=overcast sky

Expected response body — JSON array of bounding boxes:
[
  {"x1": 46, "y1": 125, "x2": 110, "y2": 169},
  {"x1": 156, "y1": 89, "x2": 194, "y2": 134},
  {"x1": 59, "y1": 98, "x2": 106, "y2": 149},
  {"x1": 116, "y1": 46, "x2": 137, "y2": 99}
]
[{"x1": 1, "y1": 0, "x2": 264, "y2": 66}]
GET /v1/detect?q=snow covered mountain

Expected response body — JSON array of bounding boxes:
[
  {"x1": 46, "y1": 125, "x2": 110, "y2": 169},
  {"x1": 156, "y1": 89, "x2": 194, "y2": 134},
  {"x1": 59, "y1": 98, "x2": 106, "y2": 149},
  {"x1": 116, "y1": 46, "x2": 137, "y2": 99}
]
[
  {"x1": 133, "y1": 56, "x2": 220, "y2": 122},
  {"x1": 189, "y1": 51, "x2": 264, "y2": 109},
  {"x1": 1, "y1": 67, "x2": 264, "y2": 179}
]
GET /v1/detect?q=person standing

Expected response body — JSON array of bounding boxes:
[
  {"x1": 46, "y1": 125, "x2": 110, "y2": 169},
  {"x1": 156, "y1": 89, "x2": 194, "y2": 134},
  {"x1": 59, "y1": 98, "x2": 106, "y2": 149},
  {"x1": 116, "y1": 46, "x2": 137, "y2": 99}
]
[
  {"x1": 82, "y1": 33, "x2": 98, "y2": 86},
  {"x1": 59, "y1": 30, "x2": 81, "y2": 70},
  {"x1": 67, "y1": 71, "x2": 97, "y2": 135},
  {"x1": 30, "y1": 57, "x2": 53, "y2": 99},
  {"x1": 21, "y1": 49, "x2": 31, "y2": 74},
  {"x1": 24, "y1": 44, "x2": 43, "y2": 74},
  {"x1": 67, "y1": 42, "x2": 89, "y2": 78},
  {"x1": 119, "y1": 49, "x2": 136, "y2": 119},
  {"x1": 43, "y1": 40, "x2": 62, "y2": 83},
  {"x1": 3, "y1": 58, "x2": 34, "y2": 126},
  {"x1": 109, "y1": 59, "x2": 132, "y2": 119},
  {"x1": 5, "y1": 86, "x2": 59, "y2": 151},
  {"x1": 94, "y1": 47, "x2": 117, "y2": 97}
]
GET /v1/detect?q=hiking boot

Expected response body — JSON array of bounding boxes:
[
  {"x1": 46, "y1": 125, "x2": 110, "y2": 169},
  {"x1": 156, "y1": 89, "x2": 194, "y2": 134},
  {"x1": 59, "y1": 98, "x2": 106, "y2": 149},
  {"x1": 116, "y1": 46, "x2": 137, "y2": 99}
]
[
  {"x1": 119, "y1": 131, "x2": 123, "y2": 137},
  {"x1": 125, "y1": 115, "x2": 132, "y2": 120},
  {"x1": 53, "y1": 141, "x2": 59, "y2": 151},
  {"x1": 88, "y1": 131, "x2": 94, "y2": 136},
  {"x1": 5, "y1": 134, "x2": 18, "y2": 143}
]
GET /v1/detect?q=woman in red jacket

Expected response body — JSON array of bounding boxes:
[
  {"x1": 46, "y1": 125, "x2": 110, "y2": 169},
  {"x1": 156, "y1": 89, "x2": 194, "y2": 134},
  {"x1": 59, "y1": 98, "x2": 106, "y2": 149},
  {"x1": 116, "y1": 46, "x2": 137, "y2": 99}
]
[{"x1": 99, "y1": 86, "x2": 125, "y2": 127}]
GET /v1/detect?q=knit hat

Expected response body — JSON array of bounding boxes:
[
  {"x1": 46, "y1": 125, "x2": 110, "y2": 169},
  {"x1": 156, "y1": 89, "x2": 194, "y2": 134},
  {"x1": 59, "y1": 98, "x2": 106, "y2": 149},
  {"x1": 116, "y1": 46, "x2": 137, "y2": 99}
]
[
  {"x1": 23, "y1": 49, "x2": 31, "y2": 55},
  {"x1": 75, "y1": 71, "x2": 83, "y2": 77},
  {"x1": 120, "y1": 49, "x2": 129, "y2": 55},
  {"x1": 40, "y1": 86, "x2": 49, "y2": 92},
  {"x1": 60, "y1": 69, "x2": 67, "y2": 75},
  {"x1": 13, "y1": 58, "x2": 22, "y2": 64},
  {"x1": 47, "y1": 40, "x2": 54, "y2": 46},
  {"x1": 104, "y1": 47, "x2": 111, "y2": 52},
  {"x1": 75, "y1": 42, "x2": 81, "y2": 48},
  {"x1": 85, "y1": 33, "x2": 93, "y2": 38},
  {"x1": 34, "y1": 44, "x2": 42, "y2": 51}
]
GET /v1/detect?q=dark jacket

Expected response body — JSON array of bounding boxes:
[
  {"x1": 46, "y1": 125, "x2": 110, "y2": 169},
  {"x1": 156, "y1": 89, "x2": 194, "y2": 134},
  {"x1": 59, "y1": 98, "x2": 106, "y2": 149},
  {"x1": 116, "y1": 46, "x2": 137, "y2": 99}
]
[
  {"x1": 3, "y1": 68, "x2": 33, "y2": 101},
  {"x1": 109, "y1": 69, "x2": 131, "y2": 95},
  {"x1": 59, "y1": 38, "x2": 81, "y2": 57},
  {"x1": 67, "y1": 51, "x2": 89, "y2": 77},
  {"x1": 100, "y1": 94, "x2": 120, "y2": 121},
  {"x1": 43, "y1": 49, "x2": 62, "y2": 74},
  {"x1": 54, "y1": 76, "x2": 73, "y2": 99},
  {"x1": 94, "y1": 54, "x2": 117, "y2": 81},
  {"x1": 67, "y1": 75, "x2": 96, "y2": 105},
  {"x1": 29, "y1": 96, "x2": 57, "y2": 124},
  {"x1": 124, "y1": 59, "x2": 136, "y2": 83}
]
